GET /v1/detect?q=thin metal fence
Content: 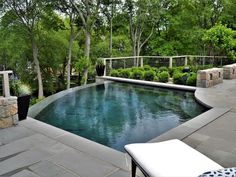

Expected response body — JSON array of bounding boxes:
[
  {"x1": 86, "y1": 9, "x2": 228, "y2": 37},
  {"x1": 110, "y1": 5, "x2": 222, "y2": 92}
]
[{"x1": 99, "y1": 55, "x2": 230, "y2": 76}]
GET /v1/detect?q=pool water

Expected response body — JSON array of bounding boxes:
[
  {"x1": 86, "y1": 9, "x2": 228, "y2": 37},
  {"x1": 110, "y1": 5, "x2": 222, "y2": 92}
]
[{"x1": 35, "y1": 82, "x2": 207, "y2": 151}]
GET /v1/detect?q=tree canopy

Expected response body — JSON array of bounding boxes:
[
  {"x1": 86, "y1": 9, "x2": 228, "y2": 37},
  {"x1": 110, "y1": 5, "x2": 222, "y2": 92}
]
[{"x1": 0, "y1": 0, "x2": 235, "y2": 97}]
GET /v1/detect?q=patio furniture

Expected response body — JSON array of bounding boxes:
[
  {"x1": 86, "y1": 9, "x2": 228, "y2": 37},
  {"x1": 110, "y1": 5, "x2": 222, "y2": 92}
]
[{"x1": 124, "y1": 139, "x2": 223, "y2": 177}]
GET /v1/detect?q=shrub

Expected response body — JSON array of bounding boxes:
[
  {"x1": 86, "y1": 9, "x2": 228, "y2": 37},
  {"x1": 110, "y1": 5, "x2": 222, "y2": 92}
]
[
  {"x1": 173, "y1": 72, "x2": 188, "y2": 85},
  {"x1": 110, "y1": 70, "x2": 119, "y2": 77},
  {"x1": 131, "y1": 69, "x2": 144, "y2": 80},
  {"x1": 144, "y1": 70, "x2": 156, "y2": 81},
  {"x1": 119, "y1": 69, "x2": 131, "y2": 78},
  {"x1": 154, "y1": 76, "x2": 159, "y2": 82},
  {"x1": 143, "y1": 65, "x2": 152, "y2": 71},
  {"x1": 186, "y1": 73, "x2": 197, "y2": 86},
  {"x1": 158, "y1": 71, "x2": 169, "y2": 83},
  {"x1": 159, "y1": 66, "x2": 168, "y2": 73}
]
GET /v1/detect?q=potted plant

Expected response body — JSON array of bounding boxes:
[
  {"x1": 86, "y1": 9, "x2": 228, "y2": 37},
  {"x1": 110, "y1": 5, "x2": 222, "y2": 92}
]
[
  {"x1": 12, "y1": 81, "x2": 32, "y2": 121},
  {"x1": 96, "y1": 59, "x2": 105, "y2": 76}
]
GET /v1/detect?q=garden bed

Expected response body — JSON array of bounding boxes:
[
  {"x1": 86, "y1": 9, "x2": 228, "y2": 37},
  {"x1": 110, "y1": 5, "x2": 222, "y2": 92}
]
[{"x1": 109, "y1": 65, "x2": 214, "y2": 86}]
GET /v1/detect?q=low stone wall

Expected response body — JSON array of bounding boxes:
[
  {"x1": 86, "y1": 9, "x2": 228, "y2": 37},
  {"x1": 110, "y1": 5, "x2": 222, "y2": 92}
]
[
  {"x1": 223, "y1": 63, "x2": 236, "y2": 79},
  {"x1": 0, "y1": 96, "x2": 18, "y2": 128},
  {"x1": 197, "y1": 68, "x2": 223, "y2": 88}
]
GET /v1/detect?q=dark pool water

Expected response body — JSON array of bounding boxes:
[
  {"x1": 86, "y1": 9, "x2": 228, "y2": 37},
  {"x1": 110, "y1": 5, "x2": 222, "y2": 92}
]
[{"x1": 35, "y1": 82, "x2": 207, "y2": 151}]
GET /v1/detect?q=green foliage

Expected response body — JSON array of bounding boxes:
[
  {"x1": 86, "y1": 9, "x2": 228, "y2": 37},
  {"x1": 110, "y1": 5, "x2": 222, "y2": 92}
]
[
  {"x1": 173, "y1": 72, "x2": 189, "y2": 85},
  {"x1": 158, "y1": 71, "x2": 169, "y2": 83},
  {"x1": 96, "y1": 59, "x2": 105, "y2": 66},
  {"x1": 75, "y1": 56, "x2": 91, "y2": 74},
  {"x1": 110, "y1": 70, "x2": 120, "y2": 77},
  {"x1": 143, "y1": 70, "x2": 156, "y2": 81},
  {"x1": 186, "y1": 73, "x2": 197, "y2": 86},
  {"x1": 203, "y1": 24, "x2": 236, "y2": 58},
  {"x1": 119, "y1": 69, "x2": 131, "y2": 78},
  {"x1": 143, "y1": 65, "x2": 152, "y2": 71},
  {"x1": 159, "y1": 67, "x2": 168, "y2": 73},
  {"x1": 11, "y1": 81, "x2": 32, "y2": 96},
  {"x1": 131, "y1": 69, "x2": 144, "y2": 80},
  {"x1": 30, "y1": 96, "x2": 45, "y2": 106}
]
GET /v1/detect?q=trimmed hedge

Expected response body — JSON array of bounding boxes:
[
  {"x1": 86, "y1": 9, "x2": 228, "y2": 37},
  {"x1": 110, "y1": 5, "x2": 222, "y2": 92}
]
[
  {"x1": 109, "y1": 65, "x2": 204, "y2": 86},
  {"x1": 158, "y1": 71, "x2": 169, "y2": 83},
  {"x1": 144, "y1": 70, "x2": 156, "y2": 81}
]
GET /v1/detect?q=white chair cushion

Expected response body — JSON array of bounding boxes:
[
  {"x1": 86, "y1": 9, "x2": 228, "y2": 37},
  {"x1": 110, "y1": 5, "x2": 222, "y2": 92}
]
[{"x1": 125, "y1": 139, "x2": 223, "y2": 177}]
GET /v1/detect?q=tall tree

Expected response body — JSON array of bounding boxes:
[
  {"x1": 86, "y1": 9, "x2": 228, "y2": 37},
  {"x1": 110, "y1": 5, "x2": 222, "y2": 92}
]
[
  {"x1": 56, "y1": 0, "x2": 79, "y2": 89},
  {"x1": 126, "y1": 0, "x2": 159, "y2": 58},
  {"x1": 70, "y1": 0, "x2": 101, "y2": 85},
  {"x1": 1, "y1": 0, "x2": 53, "y2": 98}
]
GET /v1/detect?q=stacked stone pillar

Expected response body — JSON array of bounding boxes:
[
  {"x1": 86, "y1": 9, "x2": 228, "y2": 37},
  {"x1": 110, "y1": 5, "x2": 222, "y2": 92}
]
[
  {"x1": 0, "y1": 71, "x2": 18, "y2": 128},
  {"x1": 223, "y1": 64, "x2": 236, "y2": 79},
  {"x1": 197, "y1": 68, "x2": 223, "y2": 88}
]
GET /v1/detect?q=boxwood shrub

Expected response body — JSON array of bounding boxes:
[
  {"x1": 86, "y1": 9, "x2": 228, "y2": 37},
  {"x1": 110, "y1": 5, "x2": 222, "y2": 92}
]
[
  {"x1": 158, "y1": 71, "x2": 169, "y2": 83},
  {"x1": 119, "y1": 69, "x2": 131, "y2": 78},
  {"x1": 186, "y1": 73, "x2": 197, "y2": 86},
  {"x1": 173, "y1": 72, "x2": 188, "y2": 85},
  {"x1": 144, "y1": 70, "x2": 156, "y2": 81},
  {"x1": 131, "y1": 69, "x2": 144, "y2": 80}
]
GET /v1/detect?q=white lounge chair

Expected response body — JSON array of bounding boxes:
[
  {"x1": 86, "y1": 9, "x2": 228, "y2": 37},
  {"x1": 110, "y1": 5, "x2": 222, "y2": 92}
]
[{"x1": 124, "y1": 139, "x2": 223, "y2": 177}]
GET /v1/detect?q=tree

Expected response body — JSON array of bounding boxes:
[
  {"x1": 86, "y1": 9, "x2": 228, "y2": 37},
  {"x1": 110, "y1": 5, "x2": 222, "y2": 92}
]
[
  {"x1": 55, "y1": 0, "x2": 80, "y2": 89},
  {"x1": 70, "y1": 0, "x2": 101, "y2": 85},
  {"x1": 125, "y1": 0, "x2": 160, "y2": 63},
  {"x1": 1, "y1": 0, "x2": 53, "y2": 98},
  {"x1": 203, "y1": 24, "x2": 236, "y2": 58}
]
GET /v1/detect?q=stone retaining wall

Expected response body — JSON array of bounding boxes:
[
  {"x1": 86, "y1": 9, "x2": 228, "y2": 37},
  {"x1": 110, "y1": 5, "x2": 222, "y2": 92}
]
[
  {"x1": 0, "y1": 96, "x2": 18, "y2": 128},
  {"x1": 197, "y1": 68, "x2": 223, "y2": 88},
  {"x1": 223, "y1": 63, "x2": 236, "y2": 79}
]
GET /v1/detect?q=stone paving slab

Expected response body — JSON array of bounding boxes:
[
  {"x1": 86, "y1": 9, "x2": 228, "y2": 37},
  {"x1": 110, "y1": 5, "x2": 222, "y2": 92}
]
[
  {"x1": 0, "y1": 134, "x2": 56, "y2": 159},
  {"x1": 107, "y1": 169, "x2": 130, "y2": 177},
  {"x1": 29, "y1": 161, "x2": 77, "y2": 177},
  {"x1": 48, "y1": 148, "x2": 117, "y2": 177},
  {"x1": 0, "y1": 126, "x2": 35, "y2": 145},
  {"x1": 20, "y1": 118, "x2": 67, "y2": 139},
  {"x1": 56, "y1": 133, "x2": 129, "y2": 171},
  {"x1": 11, "y1": 170, "x2": 39, "y2": 177},
  {"x1": 0, "y1": 149, "x2": 52, "y2": 176}
]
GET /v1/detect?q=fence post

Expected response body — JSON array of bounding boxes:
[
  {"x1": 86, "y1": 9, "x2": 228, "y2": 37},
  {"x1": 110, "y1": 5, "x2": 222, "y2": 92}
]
[
  {"x1": 109, "y1": 59, "x2": 112, "y2": 69},
  {"x1": 103, "y1": 59, "x2": 106, "y2": 76},
  {"x1": 184, "y1": 56, "x2": 188, "y2": 66},
  {"x1": 140, "y1": 57, "x2": 143, "y2": 67},
  {"x1": 0, "y1": 71, "x2": 13, "y2": 97},
  {"x1": 169, "y1": 57, "x2": 173, "y2": 68}
]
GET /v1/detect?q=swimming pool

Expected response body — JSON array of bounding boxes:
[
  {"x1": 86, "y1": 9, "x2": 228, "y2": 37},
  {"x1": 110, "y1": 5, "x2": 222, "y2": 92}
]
[{"x1": 35, "y1": 82, "x2": 207, "y2": 151}]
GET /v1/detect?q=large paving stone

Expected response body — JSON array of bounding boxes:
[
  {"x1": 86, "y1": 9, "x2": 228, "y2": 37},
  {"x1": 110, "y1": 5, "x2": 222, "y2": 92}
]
[
  {"x1": 107, "y1": 170, "x2": 130, "y2": 177},
  {"x1": 0, "y1": 126, "x2": 35, "y2": 145},
  {"x1": 29, "y1": 161, "x2": 70, "y2": 177},
  {"x1": 11, "y1": 170, "x2": 39, "y2": 177},
  {"x1": 0, "y1": 149, "x2": 52, "y2": 176},
  {"x1": 20, "y1": 118, "x2": 67, "y2": 139},
  {"x1": 56, "y1": 133, "x2": 129, "y2": 171},
  {"x1": 48, "y1": 148, "x2": 116, "y2": 177},
  {"x1": 0, "y1": 134, "x2": 56, "y2": 159}
]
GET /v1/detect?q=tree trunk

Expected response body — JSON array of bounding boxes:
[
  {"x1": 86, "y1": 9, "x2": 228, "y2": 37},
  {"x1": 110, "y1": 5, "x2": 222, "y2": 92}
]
[
  {"x1": 67, "y1": 27, "x2": 74, "y2": 89},
  {"x1": 109, "y1": 2, "x2": 113, "y2": 57},
  {"x1": 32, "y1": 38, "x2": 43, "y2": 98},
  {"x1": 84, "y1": 29, "x2": 90, "y2": 85},
  {"x1": 109, "y1": 17, "x2": 113, "y2": 57}
]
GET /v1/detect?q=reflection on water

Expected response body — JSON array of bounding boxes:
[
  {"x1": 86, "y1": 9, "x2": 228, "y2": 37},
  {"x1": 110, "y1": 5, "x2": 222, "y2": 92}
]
[{"x1": 36, "y1": 82, "x2": 207, "y2": 152}]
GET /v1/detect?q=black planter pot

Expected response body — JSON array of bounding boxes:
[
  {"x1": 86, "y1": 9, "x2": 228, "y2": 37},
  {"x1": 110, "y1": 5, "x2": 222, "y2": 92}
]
[
  {"x1": 96, "y1": 65, "x2": 105, "y2": 76},
  {"x1": 17, "y1": 95, "x2": 31, "y2": 121}
]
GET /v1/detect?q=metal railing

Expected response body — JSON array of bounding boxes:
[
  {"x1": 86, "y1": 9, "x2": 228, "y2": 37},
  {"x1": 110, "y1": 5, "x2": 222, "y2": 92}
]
[{"x1": 99, "y1": 55, "x2": 229, "y2": 76}]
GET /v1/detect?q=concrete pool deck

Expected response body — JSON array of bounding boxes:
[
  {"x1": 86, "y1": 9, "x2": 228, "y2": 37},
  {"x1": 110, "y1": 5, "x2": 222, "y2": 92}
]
[{"x1": 0, "y1": 79, "x2": 236, "y2": 176}]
